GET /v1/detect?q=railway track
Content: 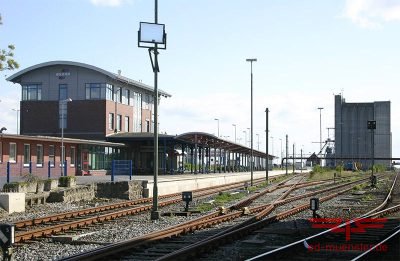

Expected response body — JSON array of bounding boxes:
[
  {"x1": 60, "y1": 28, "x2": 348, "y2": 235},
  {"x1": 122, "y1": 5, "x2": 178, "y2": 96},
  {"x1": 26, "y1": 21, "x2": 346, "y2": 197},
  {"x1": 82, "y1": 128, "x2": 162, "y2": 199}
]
[
  {"x1": 246, "y1": 172, "x2": 400, "y2": 260},
  {"x1": 58, "y1": 174, "x2": 374, "y2": 260},
  {"x1": 12, "y1": 175, "x2": 297, "y2": 243}
]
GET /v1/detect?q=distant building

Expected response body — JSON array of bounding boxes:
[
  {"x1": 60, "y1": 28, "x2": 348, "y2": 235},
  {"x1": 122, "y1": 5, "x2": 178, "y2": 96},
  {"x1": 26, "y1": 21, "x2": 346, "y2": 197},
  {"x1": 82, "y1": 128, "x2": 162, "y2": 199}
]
[{"x1": 334, "y1": 95, "x2": 391, "y2": 169}]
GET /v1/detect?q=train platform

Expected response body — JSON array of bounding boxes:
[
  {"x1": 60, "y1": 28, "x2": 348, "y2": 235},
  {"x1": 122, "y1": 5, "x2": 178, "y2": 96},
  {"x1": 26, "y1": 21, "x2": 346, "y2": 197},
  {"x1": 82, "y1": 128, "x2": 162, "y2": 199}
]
[
  {"x1": 0, "y1": 169, "x2": 306, "y2": 196},
  {"x1": 75, "y1": 170, "x2": 296, "y2": 195}
]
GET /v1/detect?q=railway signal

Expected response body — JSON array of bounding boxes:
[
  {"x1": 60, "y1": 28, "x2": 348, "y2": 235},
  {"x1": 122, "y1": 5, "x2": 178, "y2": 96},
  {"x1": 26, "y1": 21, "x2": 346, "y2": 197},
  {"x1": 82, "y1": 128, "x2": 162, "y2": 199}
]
[
  {"x1": 182, "y1": 191, "x2": 193, "y2": 212},
  {"x1": 0, "y1": 223, "x2": 15, "y2": 261}
]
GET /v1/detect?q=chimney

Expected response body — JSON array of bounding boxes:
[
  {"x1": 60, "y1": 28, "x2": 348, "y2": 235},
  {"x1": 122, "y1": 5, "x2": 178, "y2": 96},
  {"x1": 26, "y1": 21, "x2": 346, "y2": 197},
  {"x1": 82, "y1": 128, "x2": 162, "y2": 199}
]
[{"x1": 118, "y1": 70, "x2": 121, "y2": 76}]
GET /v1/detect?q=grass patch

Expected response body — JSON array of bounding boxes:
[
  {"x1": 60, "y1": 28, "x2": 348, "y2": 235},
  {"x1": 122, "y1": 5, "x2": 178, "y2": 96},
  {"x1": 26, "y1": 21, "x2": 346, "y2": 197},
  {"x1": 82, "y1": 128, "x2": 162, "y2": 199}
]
[
  {"x1": 196, "y1": 191, "x2": 247, "y2": 212},
  {"x1": 352, "y1": 183, "x2": 367, "y2": 191},
  {"x1": 307, "y1": 170, "x2": 364, "y2": 182},
  {"x1": 362, "y1": 194, "x2": 375, "y2": 201}
]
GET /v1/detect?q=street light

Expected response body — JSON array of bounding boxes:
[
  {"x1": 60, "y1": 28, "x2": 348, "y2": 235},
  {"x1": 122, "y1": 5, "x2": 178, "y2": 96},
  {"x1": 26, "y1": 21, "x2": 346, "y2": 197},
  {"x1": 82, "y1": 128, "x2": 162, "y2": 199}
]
[
  {"x1": 60, "y1": 98, "x2": 72, "y2": 176},
  {"x1": 214, "y1": 118, "x2": 219, "y2": 137},
  {"x1": 279, "y1": 138, "x2": 283, "y2": 169},
  {"x1": 232, "y1": 124, "x2": 237, "y2": 143},
  {"x1": 266, "y1": 108, "x2": 269, "y2": 182},
  {"x1": 11, "y1": 109, "x2": 20, "y2": 134},
  {"x1": 256, "y1": 134, "x2": 260, "y2": 150},
  {"x1": 271, "y1": 136, "x2": 274, "y2": 165},
  {"x1": 247, "y1": 127, "x2": 250, "y2": 146},
  {"x1": 246, "y1": 58, "x2": 257, "y2": 186},
  {"x1": 138, "y1": 0, "x2": 167, "y2": 220},
  {"x1": 317, "y1": 107, "x2": 324, "y2": 153}
]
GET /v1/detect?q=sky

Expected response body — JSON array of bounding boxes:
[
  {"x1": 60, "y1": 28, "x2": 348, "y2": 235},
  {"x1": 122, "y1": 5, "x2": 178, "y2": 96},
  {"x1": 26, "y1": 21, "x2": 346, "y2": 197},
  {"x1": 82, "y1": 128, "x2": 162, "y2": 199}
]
[{"x1": 1, "y1": 0, "x2": 400, "y2": 161}]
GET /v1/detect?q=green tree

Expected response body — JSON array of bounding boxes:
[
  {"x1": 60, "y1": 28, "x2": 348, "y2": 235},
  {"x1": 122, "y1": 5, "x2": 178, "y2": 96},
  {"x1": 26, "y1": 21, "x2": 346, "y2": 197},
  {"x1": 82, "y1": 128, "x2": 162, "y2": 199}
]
[{"x1": 0, "y1": 14, "x2": 19, "y2": 71}]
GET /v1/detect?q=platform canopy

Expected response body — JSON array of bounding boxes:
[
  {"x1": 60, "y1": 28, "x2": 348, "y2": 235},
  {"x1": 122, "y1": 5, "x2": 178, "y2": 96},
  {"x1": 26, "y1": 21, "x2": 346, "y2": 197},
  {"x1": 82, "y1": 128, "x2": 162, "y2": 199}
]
[{"x1": 175, "y1": 132, "x2": 272, "y2": 159}]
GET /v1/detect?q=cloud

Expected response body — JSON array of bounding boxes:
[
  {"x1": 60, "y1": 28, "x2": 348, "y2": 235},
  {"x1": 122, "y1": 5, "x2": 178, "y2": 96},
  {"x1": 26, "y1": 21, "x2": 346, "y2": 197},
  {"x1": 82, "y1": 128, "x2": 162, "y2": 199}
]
[
  {"x1": 342, "y1": 0, "x2": 400, "y2": 28},
  {"x1": 89, "y1": 0, "x2": 131, "y2": 7}
]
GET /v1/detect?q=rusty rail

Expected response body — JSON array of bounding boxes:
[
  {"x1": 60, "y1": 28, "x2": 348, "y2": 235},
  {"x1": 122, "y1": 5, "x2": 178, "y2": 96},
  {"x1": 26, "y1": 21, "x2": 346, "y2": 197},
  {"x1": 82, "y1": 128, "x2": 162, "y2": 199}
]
[{"x1": 59, "y1": 175, "x2": 371, "y2": 261}]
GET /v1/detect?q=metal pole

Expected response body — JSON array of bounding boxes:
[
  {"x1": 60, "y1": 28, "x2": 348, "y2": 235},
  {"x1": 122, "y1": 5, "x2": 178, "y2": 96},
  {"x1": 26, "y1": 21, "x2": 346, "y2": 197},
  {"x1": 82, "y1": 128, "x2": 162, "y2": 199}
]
[
  {"x1": 214, "y1": 119, "x2": 219, "y2": 137},
  {"x1": 151, "y1": 0, "x2": 160, "y2": 220},
  {"x1": 280, "y1": 138, "x2": 283, "y2": 169},
  {"x1": 246, "y1": 58, "x2": 256, "y2": 186},
  {"x1": 286, "y1": 134, "x2": 288, "y2": 175},
  {"x1": 61, "y1": 109, "x2": 64, "y2": 176},
  {"x1": 301, "y1": 148, "x2": 303, "y2": 174},
  {"x1": 292, "y1": 143, "x2": 295, "y2": 174},
  {"x1": 371, "y1": 128, "x2": 374, "y2": 181},
  {"x1": 232, "y1": 124, "x2": 236, "y2": 143},
  {"x1": 266, "y1": 108, "x2": 269, "y2": 182},
  {"x1": 318, "y1": 107, "x2": 324, "y2": 152}
]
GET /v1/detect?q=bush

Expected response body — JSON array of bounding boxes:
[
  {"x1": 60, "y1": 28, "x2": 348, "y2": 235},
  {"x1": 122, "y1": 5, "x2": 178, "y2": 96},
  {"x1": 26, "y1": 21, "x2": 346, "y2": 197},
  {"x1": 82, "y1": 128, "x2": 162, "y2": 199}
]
[
  {"x1": 312, "y1": 164, "x2": 326, "y2": 174},
  {"x1": 59, "y1": 176, "x2": 76, "y2": 187},
  {"x1": 372, "y1": 164, "x2": 386, "y2": 173}
]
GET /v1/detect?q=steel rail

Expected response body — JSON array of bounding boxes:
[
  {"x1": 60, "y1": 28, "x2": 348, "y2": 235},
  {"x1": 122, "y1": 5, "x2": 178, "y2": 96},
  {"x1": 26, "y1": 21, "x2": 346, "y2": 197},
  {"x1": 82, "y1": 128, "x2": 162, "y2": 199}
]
[
  {"x1": 351, "y1": 225, "x2": 400, "y2": 261},
  {"x1": 157, "y1": 180, "x2": 362, "y2": 261},
  {"x1": 247, "y1": 172, "x2": 399, "y2": 260},
  {"x1": 14, "y1": 175, "x2": 289, "y2": 242},
  {"x1": 59, "y1": 175, "x2": 369, "y2": 260},
  {"x1": 14, "y1": 176, "x2": 271, "y2": 229}
]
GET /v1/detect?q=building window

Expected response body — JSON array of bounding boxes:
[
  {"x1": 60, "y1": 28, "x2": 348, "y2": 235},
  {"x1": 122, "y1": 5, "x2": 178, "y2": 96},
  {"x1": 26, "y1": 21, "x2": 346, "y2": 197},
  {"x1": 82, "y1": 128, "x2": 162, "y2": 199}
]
[
  {"x1": 146, "y1": 120, "x2": 150, "y2": 133},
  {"x1": 37, "y1": 144, "x2": 43, "y2": 167},
  {"x1": 108, "y1": 113, "x2": 114, "y2": 130},
  {"x1": 0, "y1": 142, "x2": 2, "y2": 163},
  {"x1": 123, "y1": 89, "x2": 130, "y2": 105},
  {"x1": 124, "y1": 116, "x2": 129, "y2": 132},
  {"x1": 9, "y1": 143, "x2": 16, "y2": 163},
  {"x1": 49, "y1": 145, "x2": 55, "y2": 167},
  {"x1": 22, "y1": 84, "x2": 42, "y2": 101},
  {"x1": 59, "y1": 84, "x2": 68, "y2": 100},
  {"x1": 133, "y1": 92, "x2": 142, "y2": 132},
  {"x1": 23, "y1": 144, "x2": 31, "y2": 166},
  {"x1": 70, "y1": 147, "x2": 76, "y2": 166},
  {"x1": 115, "y1": 87, "x2": 122, "y2": 103},
  {"x1": 117, "y1": 114, "x2": 122, "y2": 131},
  {"x1": 85, "y1": 83, "x2": 101, "y2": 99},
  {"x1": 106, "y1": 84, "x2": 114, "y2": 101}
]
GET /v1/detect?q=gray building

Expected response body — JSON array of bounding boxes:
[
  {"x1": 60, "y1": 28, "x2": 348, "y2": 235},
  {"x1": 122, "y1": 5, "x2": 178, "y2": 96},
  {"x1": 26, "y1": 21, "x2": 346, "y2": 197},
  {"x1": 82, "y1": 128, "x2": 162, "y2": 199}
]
[{"x1": 334, "y1": 95, "x2": 391, "y2": 169}]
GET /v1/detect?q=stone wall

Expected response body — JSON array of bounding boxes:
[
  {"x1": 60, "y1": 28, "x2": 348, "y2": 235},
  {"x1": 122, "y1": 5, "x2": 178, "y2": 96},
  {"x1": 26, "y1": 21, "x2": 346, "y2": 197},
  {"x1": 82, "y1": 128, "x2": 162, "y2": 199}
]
[
  {"x1": 95, "y1": 180, "x2": 146, "y2": 200},
  {"x1": 47, "y1": 185, "x2": 95, "y2": 203}
]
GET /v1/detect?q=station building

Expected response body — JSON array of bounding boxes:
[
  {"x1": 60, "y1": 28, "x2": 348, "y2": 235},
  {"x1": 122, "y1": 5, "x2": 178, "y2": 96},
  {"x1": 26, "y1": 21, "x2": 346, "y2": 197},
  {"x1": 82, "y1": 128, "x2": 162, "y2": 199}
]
[
  {"x1": 334, "y1": 94, "x2": 392, "y2": 169},
  {"x1": 3, "y1": 61, "x2": 270, "y2": 178}
]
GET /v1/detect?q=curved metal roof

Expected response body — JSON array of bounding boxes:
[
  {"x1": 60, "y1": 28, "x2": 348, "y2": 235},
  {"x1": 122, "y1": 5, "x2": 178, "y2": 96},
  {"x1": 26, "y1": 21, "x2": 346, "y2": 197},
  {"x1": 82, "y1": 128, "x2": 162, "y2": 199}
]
[
  {"x1": 6, "y1": 60, "x2": 171, "y2": 97},
  {"x1": 175, "y1": 132, "x2": 272, "y2": 158}
]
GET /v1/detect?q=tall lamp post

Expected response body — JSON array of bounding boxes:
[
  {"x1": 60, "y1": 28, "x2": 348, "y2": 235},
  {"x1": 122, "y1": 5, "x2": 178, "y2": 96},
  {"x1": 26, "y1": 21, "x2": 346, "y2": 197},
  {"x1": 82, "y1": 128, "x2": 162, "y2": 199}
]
[
  {"x1": 317, "y1": 107, "x2": 324, "y2": 153},
  {"x1": 232, "y1": 124, "x2": 237, "y2": 143},
  {"x1": 138, "y1": 0, "x2": 167, "y2": 220},
  {"x1": 12, "y1": 108, "x2": 20, "y2": 134},
  {"x1": 246, "y1": 58, "x2": 256, "y2": 186},
  {"x1": 256, "y1": 134, "x2": 260, "y2": 150},
  {"x1": 368, "y1": 120, "x2": 376, "y2": 186},
  {"x1": 265, "y1": 107, "x2": 269, "y2": 182},
  {"x1": 60, "y1": 98, "x2": 72, "y2": 176},
  {"x1": 247, "y1": 127, "x2": 251, "y2": 147},
  {"x1": 214, "y1": 118, "x2": 219, "y2": 137},
  {"x1": 279, "y1": 138, "x2": 283, "y2": 169}
]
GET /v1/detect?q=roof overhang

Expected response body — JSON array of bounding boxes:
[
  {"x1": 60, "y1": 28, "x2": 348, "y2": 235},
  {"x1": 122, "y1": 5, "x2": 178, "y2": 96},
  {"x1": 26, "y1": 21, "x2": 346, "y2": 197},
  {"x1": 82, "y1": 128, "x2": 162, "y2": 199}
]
[
  {"x1": 6, "y1": 60, "x2": 171, "y2": 98},
  {"x1": 0, "y1": 134, "x2": 125, "y2": 147}
]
